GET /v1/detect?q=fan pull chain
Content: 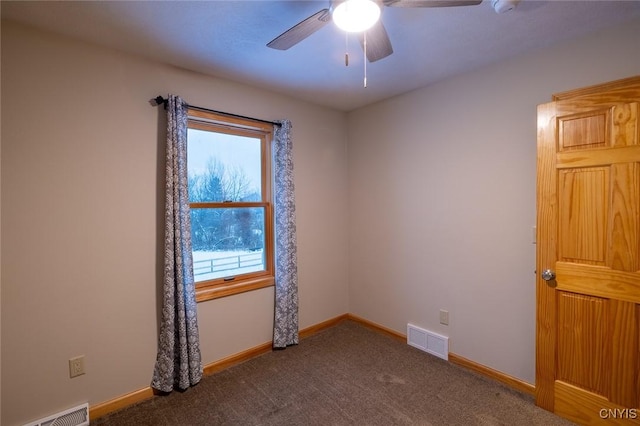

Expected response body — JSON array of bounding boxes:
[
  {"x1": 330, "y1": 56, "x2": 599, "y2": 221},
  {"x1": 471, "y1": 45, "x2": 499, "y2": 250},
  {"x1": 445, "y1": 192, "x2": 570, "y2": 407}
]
[
  {"x1": 345, "y1": 32, "x2": 349, "y2": 67},
  {"x1": 363, "y1": 31, "x2": 368, "y2": 88}
]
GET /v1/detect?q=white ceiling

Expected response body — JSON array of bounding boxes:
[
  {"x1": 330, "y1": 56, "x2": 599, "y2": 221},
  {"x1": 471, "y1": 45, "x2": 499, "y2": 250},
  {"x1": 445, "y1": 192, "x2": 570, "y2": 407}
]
[{"x1": 3, "y1": 0, "x2": 640, "y2": 111}]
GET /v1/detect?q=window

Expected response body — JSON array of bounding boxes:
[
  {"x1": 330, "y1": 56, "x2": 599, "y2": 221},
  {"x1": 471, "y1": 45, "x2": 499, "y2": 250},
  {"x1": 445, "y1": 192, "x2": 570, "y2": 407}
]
[{"x1": 187, "y1": 109, "x2": 274, "y2": 302}]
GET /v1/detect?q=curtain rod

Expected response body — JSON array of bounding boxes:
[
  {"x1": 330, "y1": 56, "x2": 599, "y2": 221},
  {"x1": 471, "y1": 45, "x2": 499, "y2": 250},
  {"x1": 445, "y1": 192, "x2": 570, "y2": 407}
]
[{"x1": 151, "y1": 96, "x2": 281, "y2": 127}]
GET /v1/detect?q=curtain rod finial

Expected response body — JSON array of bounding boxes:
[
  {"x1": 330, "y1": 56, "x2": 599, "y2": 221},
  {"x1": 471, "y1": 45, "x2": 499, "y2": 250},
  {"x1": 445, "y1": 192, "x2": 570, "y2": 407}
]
[{"x1": 150, "y1": 95, "x2": 167, "y2": 108}]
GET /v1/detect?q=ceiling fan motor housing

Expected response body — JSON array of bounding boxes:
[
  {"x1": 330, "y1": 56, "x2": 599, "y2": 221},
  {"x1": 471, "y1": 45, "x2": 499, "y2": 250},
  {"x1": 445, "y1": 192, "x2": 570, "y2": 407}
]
[{"x1": 491, "y1": 0, "x2": 519, "y2": 14}]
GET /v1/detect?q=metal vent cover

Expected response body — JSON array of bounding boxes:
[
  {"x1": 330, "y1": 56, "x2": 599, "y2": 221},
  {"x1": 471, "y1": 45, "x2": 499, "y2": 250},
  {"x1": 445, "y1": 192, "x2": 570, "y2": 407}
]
[
  {"x1": 24, "y1": 403, "x2": 89, "y2": 426},
  {"x1": 407, "y1": 323, "x2": 449, "y2": 361}
]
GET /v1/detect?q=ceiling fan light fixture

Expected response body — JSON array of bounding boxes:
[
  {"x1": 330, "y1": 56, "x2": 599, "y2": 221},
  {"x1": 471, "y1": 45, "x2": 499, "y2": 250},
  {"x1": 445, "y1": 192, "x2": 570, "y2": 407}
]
[{"x1": 333, "y1": 0, "x2": 381, "y2": 33}]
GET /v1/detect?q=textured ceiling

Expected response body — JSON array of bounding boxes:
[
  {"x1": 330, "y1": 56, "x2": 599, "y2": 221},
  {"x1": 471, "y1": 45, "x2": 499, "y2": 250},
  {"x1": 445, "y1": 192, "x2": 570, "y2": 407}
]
[{"x1": 3, "y1": 1, "x2": 640, "y2": 111}]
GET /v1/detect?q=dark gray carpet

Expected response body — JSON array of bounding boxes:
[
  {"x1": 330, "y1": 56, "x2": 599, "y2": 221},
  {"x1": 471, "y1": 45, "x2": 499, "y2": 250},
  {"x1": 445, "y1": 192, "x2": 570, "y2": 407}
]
[{"x1": 94, "y1": 320, "x2": 574, "y2": 425}]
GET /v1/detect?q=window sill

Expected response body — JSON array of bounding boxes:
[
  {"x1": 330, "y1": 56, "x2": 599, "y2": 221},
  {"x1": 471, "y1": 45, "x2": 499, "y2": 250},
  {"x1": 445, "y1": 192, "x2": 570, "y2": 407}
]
[{"x1": 195, "y1": 276, "x2": 275, "y2": 302}]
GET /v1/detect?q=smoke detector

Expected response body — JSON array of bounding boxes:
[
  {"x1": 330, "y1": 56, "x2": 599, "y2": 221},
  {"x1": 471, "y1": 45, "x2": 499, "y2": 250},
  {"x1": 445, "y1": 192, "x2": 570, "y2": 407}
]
[{"x1": 491, "y1": 0, "x2": 519, "y2": 13}]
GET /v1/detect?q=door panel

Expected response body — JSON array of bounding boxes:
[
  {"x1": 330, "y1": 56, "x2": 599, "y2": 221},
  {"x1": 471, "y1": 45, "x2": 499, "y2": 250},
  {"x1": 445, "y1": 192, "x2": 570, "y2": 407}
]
[
  {"x1": 559, "y1": 110, "x2": 609, "y2": 151},
  {"x1": 558, "y1": 167, "x2": 609, "y2": 265},
  {"x1": 537, "y1": 76, "x2": 640, "y2": 425},
  {"x1": 556, "y1": 292, "x2": 609, "y2": 396},
  {"x1": 610, "y1": 163, "x2": 639, "y2": 270}
]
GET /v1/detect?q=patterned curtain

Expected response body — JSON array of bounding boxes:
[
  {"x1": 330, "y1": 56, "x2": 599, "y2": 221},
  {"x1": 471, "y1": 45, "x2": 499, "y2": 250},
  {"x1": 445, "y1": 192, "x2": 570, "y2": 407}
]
[
  {"x1": 151, "y1": 95, "x2": 203, "y2": 392},
  {"x1": 273, "y1": 120, "x2": 299, "y2": 348}
]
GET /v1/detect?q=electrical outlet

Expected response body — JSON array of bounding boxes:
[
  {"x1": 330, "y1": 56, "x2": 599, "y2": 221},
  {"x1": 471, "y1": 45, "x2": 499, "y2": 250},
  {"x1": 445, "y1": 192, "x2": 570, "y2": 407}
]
[
  {"x1": 439, "y1": 309, "x2": 449, "y2": 326},
  {"x1": 69, "y1": 355, "x2": 85, "y2": 378}
]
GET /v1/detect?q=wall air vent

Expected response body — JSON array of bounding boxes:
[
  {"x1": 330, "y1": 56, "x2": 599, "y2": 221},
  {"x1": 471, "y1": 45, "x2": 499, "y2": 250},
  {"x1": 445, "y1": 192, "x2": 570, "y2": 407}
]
[
  {"x1": 23, "y1": 403, "x2": 89, "y2": 426},
  {"x1": 407, "y1": 323, "x2": 449, "y2": 361}
]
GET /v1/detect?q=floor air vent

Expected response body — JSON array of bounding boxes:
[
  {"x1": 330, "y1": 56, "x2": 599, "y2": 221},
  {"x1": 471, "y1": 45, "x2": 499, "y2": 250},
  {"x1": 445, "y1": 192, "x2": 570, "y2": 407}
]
[
  {"x1": 24, "y1": 403, "x2": 89, "y2": 426},
  {"x1": 407, "y1": 323, "x2": 449, "y2": 361}
]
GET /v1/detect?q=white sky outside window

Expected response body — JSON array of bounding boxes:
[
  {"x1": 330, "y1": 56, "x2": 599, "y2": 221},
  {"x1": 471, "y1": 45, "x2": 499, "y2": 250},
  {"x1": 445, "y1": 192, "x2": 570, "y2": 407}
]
[{"x1": 187, "y1": 128, "x2": 262, "y2": 198}]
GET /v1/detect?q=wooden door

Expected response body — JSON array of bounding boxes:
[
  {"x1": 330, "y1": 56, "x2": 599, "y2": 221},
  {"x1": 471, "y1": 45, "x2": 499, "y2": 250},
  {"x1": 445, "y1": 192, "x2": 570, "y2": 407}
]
[{"x1": 536, "y1": 76, "x2": 640, "y2": 425}]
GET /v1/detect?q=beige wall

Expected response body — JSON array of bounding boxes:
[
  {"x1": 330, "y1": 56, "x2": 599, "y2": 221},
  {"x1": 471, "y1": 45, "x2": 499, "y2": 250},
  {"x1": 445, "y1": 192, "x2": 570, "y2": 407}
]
[
  {"x1": 0, "y1": 21, "x2": 349, "y2": 426},
  {"x1": 347, "y1": 17, "x2": 640, "y2": 385}
]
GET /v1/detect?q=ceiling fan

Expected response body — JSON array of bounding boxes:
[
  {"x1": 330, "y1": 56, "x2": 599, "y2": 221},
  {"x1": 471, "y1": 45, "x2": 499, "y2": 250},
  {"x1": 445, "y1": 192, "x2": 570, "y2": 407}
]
[{"x1": 267, "y1": 0, "x2": 483, "y2": 63}]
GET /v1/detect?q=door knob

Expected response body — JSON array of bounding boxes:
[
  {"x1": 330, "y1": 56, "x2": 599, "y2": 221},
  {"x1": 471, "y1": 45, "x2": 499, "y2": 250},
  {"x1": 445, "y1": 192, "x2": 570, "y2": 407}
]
[{"x1": 541, "y1": 269, "x2": 556, "y2": 281}]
